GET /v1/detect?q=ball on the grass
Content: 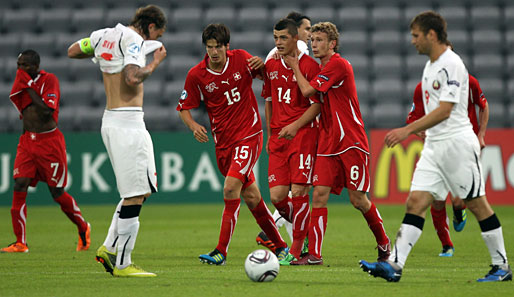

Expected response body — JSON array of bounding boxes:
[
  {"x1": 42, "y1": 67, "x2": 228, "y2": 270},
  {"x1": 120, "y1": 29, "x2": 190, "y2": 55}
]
[{"x1": 244, "y1": 249, "x2": 279, "y2": 282}]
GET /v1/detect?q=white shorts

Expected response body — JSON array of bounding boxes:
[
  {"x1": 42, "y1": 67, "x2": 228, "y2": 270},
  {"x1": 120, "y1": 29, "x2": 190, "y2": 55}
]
[
  {"x1": 101, "y1": 108, "x2": 157, "y2": 199},
  {"x1": 411, "y1": 131, "x2": 485, "y2": 201}
]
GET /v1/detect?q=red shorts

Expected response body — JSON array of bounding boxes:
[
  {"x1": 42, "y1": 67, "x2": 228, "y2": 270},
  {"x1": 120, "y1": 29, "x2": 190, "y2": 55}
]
[
  {"x1": 13, "y1": 129, "x2": 68, "y2": 188},
  {"x1": 313, "y1": 148, "x2": 370, "y2": 195},
  {"x1": 215, "y1": 132, "x2": 263, "y2": 189},
  {"x1": 268, "y1": 126, "x2": 318, "y2": 187}
]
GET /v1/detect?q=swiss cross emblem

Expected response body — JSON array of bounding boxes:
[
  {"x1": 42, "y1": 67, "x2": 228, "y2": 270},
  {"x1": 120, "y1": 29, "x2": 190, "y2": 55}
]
[
  {"x1": 269, "y1": 71, "x2": 278, "y2": 80},
  {"x1": 233, "y1": 72, "x2": 241, "y2": 81},
  {"x1": 205, "y1": 82, "x2": 218, "y2": 93},
  {"x1": 313, "y1": 175, "x2": 318, "y2": 182},
  {"x1": 30, "y1": 133, "x2": 36, "y2": 140},
  {"x1": 268, "y1": 174, "x2": 276, "y2": 183}
]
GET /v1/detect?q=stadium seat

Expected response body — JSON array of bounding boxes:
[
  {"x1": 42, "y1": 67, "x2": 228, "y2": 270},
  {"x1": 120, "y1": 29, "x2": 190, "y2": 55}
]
[
  {"x1": 404, "y1": 6, "x2": 432, "y2": 28},
  {"x1": 305, "y1": 7, "x2": 337, "y2": 24},
  {"x1": 506, "y1": 5, "x2": 514, "y2": 31},
  {"x1": 371, "y1": 6, "x2": 403, "y2": 30},
  {"x1": 370, "y1": 102, "x2": 410, "y2": 128},
  {"x1": 21, "y1": 33, "x2": 57, "y2": 57},
  {"x1": 405, "y1": 78, "x2": 420, "y2": 97},
  {"x1": 163, "y1": 80, "x2": 186, "y2": 106},
  {"x1": 337, "y1": 6, "x2": 369, "y2": 31},
  {"x1": 37, "y1": 8, "x2": 72, "y2": 34},
  {"x1": 471, "y1": 30, "x2": 503, "y2": 55},
  {"x1": 506, "y1": 30, "x2": 514, "y2": 56},
  {"x1": 40, "y1": 57, "x2": 71, "y2": 82},
  {"x1": 0, "y1": 82, "x2": 13, "y2": 107},
  {"x1": 2, "y1": 9, "x2": 38, "y2": 34},
  {"x1": 2, "y1": 58, "x2": 17, "y2": 83},
  {"x1": 340, "y1": 30, "x2": 368, "y2": 55},
  {"x1": 71, "y1": 8, "x2": 105, "y2": 34},
  {"x1": 69, "y1": 59, "x2": 102, "y2": 82},
  {"x1": 237, "y1": 7, "x2": 269, "y2": 32},
  {"x1": 371, "y1": 78, "x2": 406, "y2": 104},
  {"x1": 271, "y1": 7, "x2": 302, "y2": 23},
  {"x1": 91, "y1": 82, "x2": 105, "y2": 107},
  {"x1": 507, "y1": 54, "x2": 514, "y2": 79},
  {"x1": 437, "y1": 6, "x2": 468, "y2": 30},
  {"x1": 406, "y1": 54, "x2": 426, "y2": 80},
  {"x1": 472, "y1": 55, "x2": 504, "y2": 79},
  {"x1": 476, "y1": 78, "x2": 505, "y2": 104},
  {"x1": 143, "y1": 80, "x2": 164, "y2": 106},
  {"x1": 470, "y1": 6, "x2": 501, "y2": 30},
  {"x1": 75, "y1": 107, "x2": 104, "y2": 131},
  {"x1": 167, "y1": 55, "x2": 199, "y2": 81},
  {"x1": 172, "y1": 7, "x2": 203, "y2": 33},
  {"x1": 143, "y1": 105, "x2": 175, "y2": 131},
  {"x1": 0, "y1": 107, "x2": 10, "y2": 133},
  {"x1": 355, "y1": 79, "x2": 370, "y2": 104},
  {"x1": 231, "y1": 31, "x2": 267, "y2": 58},
  {"x1": 446, "y1": 30, "x2": 470, "y2": 55},
  {"x1": 487, "y1": 102, "x2": 506, "y2": 128},
  {"x1": 370, "y1": 31, "x2": 404, "y2": 55},
  {"x1": 204, "y1": 7, "x2": 237, "y2": 30},
  {"x1": 59, "y1": 81, "x2": 94, "y2": 108},
  {"x1": 0, "y1": 34, "x2": 22, "y2": 59},
  {"x1": 105, "y1": 8, "x2": 137, "y2": 28},
  {"x1": 358, "y1": 101, "x2": 372, "y2": 128},
  {"x1": 371, "y1": 54, "x2": 403, "y2": 79},
  {"x1": 344, "y1": 54, "x2": 369, "y2": 80},
  {"x1": 170, "y1": 0, "x2": 205, "y2": 9},
  {"x1": 160, "y1": 32, "x2": 202, "y2": 56}
]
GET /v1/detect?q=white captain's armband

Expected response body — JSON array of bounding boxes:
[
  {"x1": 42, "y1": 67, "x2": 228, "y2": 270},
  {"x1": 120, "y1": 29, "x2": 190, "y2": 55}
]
[{"x1": 78, "y1": 37, "x2": 94, "y2": 55}]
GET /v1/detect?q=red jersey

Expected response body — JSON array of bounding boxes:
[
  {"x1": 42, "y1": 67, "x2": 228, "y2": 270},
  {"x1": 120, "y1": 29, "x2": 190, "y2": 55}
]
[
  {"x1": 407, "y1": 74, "x2": 487, "y2": 135},
  {"x1": 261, "y1": 53, "x2": 320, "y2": 129},
  {"x1": 177, "y1": 49, "x2": 262, "y2": 149},
  {"x1": 309, "y1": 53, "x2": 369, "y2": 155}
]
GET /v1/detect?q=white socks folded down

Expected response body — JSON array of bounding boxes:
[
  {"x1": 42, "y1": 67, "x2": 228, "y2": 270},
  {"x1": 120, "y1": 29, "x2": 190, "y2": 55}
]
[{"x1": 272, "y1": 209, "x2": 293, "y2": 242}]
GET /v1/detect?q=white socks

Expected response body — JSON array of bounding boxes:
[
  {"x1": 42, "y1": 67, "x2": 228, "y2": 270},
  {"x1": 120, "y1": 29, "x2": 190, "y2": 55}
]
[
  {"x1": 389, "y1": 223, "x2": 423, "y2": 268},
  {"x1": 272, "y1": 209, "x2": 293, "y2": 242},
  {"x1": 481, "y1": 227, "x2": 508, "y2": 266},
  {"x1": 103, "y1": 200, "x2": 123, "y2": 253},
  {"x1": 116, "y1": 217, "x2": 140, "y2": 269}
]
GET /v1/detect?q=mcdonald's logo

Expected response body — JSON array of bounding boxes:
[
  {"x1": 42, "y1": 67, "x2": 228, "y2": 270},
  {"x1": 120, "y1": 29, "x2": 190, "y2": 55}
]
[{"x1": 373, "y1": 140, "x2": 424, "y2": 198}]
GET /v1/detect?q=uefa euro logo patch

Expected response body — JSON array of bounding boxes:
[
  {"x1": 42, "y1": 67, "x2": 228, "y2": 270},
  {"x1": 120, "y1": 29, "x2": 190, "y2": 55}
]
[
  {"x1": 127, "y1": 43, "x2": 141, "y2": 55},
  {"x1": 180, "y1": 90, "x2": 188, "y2": 100}
]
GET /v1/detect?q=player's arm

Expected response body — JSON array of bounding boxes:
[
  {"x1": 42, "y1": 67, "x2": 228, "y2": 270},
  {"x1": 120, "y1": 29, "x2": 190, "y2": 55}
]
[
  {"x1": 178, "y1": 109, "x2": 208, "y2": 143},
  {"x1": 278, "y1": 103, "x2": 320, "y2": 140},
  {"x1": 477, "y1": 101, "x2": 489, "y2": 149},
  {"x1": 283, "y1": 53, "x2": 316, "y2": 98},
  {"x1": 26, "y1": 88, "x2": 53, "y2": 122},
  {"x1": 67, "y1": 38, "x2": 95, "y2": 59},
  {"x1": 123, "y1": 46, "x2": 167, "y2": 86},
  {"x1": 385, "y1": 102, "x2": 453, "y2": 147},
  {"x1": 264, "y1": 100, "x2": 272, "y2": 153},
  {"x1": 247, "y1": 56, "x2": 265, "y2": 80}
]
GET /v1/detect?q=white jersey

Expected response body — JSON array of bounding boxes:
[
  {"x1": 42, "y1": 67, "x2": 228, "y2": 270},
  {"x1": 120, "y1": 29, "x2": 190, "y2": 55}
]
[
  {"x1": 421, "y1": 48, "x2": 472, "y2": 140},
  {"x1": 89, "y1": 23, "x2": 146, "y2": 74},
  {"x1": 265, "y1": 40, "x2": 309, "y2": 63}
]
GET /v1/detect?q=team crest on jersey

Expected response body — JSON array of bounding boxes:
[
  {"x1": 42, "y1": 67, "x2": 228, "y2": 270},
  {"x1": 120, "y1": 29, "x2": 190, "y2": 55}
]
[
  {"x1": 233, "y1": 72, "x2": 242, "y2": 81},
  {"x1": 313, "y1": 175, "x2": 318, "y2": 182},
  {"x1": 205, "y1": 82, "x2": 218, "y2": 93},
  {"x1": 268, "y1": 174, "x2": 276, "y2": 183},
  {"x1": 269, "y1": 71, "x2": 278, "y2": 80},
  {"x1": 127, "y1": 43, "x2": 141, "y2": 55},
  {"x1": 432, "y1": 80, "x2": 441, "y2": 90},
  {"x1": 180, "y1": 90, "x2": 188, "y2": 100}
]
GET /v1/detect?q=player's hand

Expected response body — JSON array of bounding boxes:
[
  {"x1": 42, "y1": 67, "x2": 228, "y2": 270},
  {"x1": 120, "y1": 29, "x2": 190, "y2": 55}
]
[
  {"x1": 385, "y1": 127, "x2": 410, "y2": 147},
  {"x1": 153, "y1": 46, "x2": 167, "y2": 64},
  {"x1": 278, "y1": 123, "x2": 298, "y2": 140},
  {"x1": 247, "y1": 56, "x2": 264, "y2": 70},
  {"x1": 265, "y1": 136, "x2": 270, "y2": 154},
  {"x1": 272, "y1": 51, "x2": 280, "y2": 60},
  {"x1": 283, "y1": 51, "x2": 299, "y2": 70},
  {"x1": 478, "y1": 132, "x2": 486, "y2": 150},
  {"x1": 192, "y1": 124, "x2": 208, "y2": 143},
  {"x1": 415, "y1": 130, "x2": 426, "y2": 140}
]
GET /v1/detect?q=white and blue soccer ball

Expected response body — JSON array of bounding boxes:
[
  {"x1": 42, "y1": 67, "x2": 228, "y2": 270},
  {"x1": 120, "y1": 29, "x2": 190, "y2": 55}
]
[{"x1": 244, "y1": 249, "x2": 279, "y2": 282}]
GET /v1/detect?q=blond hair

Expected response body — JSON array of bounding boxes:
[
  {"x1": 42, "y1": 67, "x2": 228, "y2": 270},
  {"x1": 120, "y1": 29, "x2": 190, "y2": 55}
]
[{"x1": 311, "y1": 22, "x2": 339, "y2": 52}]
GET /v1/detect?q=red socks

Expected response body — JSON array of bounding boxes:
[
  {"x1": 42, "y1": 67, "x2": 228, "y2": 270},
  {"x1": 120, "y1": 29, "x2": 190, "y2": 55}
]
[
  {"x1": 216, "y1": 199, "x2": 241, "y2": 257},
  {"x1": 250, "y1": 198, "x2": 287, "y2": 250},
  {"x1": 54, "y1": 192, "x2": 88, "y2": 233},
  {"x1": 308, "y1": 207, "x2": 327, "y2": 259},
  {"x1": 272, "y1": 196, "x2": 293, "y2": 223},
  {"x1": 363, "y1": 202, "x2": 390, "y2": 246},
  {"x1": 431, "y1": 206, "x2": 453, "y2": 247},
  {"x1": 11, "y1": 191, "x2": 27, "y2": 244},
  {"x1": 290, "y1": 195, "x2": 310, "y2": 258}
]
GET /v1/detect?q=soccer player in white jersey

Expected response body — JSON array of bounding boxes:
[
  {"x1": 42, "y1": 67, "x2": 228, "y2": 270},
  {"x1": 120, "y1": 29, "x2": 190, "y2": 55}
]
[
  {"x1": 257, "y1": 11, "x2": 312, "y2": 253},
  {"x1": 67, "y1": 5, "x2": 167, "y2": 277},
  {"x1": 359, "y1": 11, "x2": 511, "y2": 283}
]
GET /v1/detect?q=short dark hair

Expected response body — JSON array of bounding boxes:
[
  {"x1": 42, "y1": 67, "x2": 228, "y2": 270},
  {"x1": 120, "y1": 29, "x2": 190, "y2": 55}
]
[
  {"x1": 202, "y1": 23, "x2": 230, "y2": 45},
  {"x1": 410, "y1": 11, "x2": 448, "y2": 44},
  {"x1": 286, "y1": 11, "x2": 310, "y2": 28},
  {"x1": 274, "y1": 18, "x2": 298, "y2": 37},
  {"x1": 130, "y1": 5, "x2": 167, "y2": 39},
  {"x1": 19, "y1": 49, "x2": 40, "y2": 66}
]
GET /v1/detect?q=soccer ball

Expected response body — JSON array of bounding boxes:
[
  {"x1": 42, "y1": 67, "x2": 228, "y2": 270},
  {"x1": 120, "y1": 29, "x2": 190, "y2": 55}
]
[{"x1": 244, "y1": 249, "x2": 279, "y2": 282}]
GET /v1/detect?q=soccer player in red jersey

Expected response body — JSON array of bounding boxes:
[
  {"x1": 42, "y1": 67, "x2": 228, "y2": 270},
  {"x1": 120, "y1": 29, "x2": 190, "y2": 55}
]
[
  {"x1": 284, "y1": 22, "x2": 390, "y2": 265},
  {"x1": 1, "y1": 50, "x2": 90, "y2": 253},
  {"x1": 407, "y1": 74, "x2": 489, "y2": 257},
  {"x1": 261, "y1": 18, "x2": 321, "y2": 264},
  {"x1": 177, "y1": 23, "x2": 288, "y2": 265}
]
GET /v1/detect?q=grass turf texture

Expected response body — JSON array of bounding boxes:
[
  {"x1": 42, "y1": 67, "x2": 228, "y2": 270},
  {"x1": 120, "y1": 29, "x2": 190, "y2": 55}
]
[{"x1": 0, "y1": 203, "x2": 512, "y2": 297}]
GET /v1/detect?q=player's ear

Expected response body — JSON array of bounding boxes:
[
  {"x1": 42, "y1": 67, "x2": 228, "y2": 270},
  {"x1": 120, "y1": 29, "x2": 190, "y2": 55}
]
[{"x1": 226, "y1": 43, "x2": 230, "y2": 51}]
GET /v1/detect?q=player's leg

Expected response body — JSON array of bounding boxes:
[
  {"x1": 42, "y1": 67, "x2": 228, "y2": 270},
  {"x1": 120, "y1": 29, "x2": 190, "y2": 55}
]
[
  {"x1": 465, "y1": 196, "x2": 511, "y2": 282},
  {"x1": 430, "y1": 199, "x2": 454, "y2": 256},
  {"x1": 256, "y1": 186, "x2": 290, "y2": 253},
  {"x1": 450, "y1": 194, "x2": 467, "y2": 232},
  {"x1": 1, "y1": 178, "x2": 31, "y2": 253},
  {"x1": 48, "y1": 186, "x2": 90, "y2": 251},
  {"x1": 288, "y1": 184, "x2": 310, "y2": 260},
  {"x1": 242, "y1": 181, "x2": 288, "y2": 260}
]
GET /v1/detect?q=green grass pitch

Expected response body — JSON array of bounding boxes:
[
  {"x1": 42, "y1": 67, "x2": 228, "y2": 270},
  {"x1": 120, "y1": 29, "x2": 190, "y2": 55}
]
[{"x1": 0, "y1": 203, "x2": 512, "y2": 296}]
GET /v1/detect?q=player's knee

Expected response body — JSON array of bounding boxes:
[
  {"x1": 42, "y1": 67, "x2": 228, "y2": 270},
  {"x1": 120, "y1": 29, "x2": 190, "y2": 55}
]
[
  {"x1": 13, "y1": 178, "x2": 30, "y2": 192},
  {"x1": 348, "y1": 191, "x2": 370, "y2": 212},
  {"x1": 49, "y1": 187, "x2": 64, "y2": 199},
  {"x1": 223, "y1": 186, "x2": 239, "y2": 199}
]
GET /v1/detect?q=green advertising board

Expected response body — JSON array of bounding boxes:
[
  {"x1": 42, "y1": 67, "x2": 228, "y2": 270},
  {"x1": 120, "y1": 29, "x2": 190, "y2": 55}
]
[{"x1": 0, "y1": 132, "x2": 349, "y2": 206}]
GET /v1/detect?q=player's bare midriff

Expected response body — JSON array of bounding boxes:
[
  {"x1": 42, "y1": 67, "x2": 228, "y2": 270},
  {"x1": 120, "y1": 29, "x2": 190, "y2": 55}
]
[
  {"x1": 22, "y1": 105, "x2": 56, "y2": 133},
  {"x1": 102, "y1": 72, "x2": 144, "y2": 110}
]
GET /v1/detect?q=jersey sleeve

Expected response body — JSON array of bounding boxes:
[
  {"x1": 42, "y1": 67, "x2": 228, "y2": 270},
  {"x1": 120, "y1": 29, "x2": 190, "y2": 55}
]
[
  {"x1": 89, "y1": 29, "x2": 105, "y2": 50},
  {"x1": 469, "y1": 75, "x2": 487, "y2": 110},
  {"x1": 309, "y1": 58, "x2": 344, "y2": 93},
  {"x1": 304, "y1": 58, "x2": 321, "y2": 104},
  {"x1": 38, "y1": 74, "x2": 60, "y2": 110},
  {"x1": 261, "y1": 62, "x2": 272, "y2": 101},
  {"x1": 176, "y1": 70, "x2": 201, "y2": 111},
  {"x1": 238, "y1": 49, "x2": 261, "y2": 78},
  {"x1": 438, "y1": 62, "x2": 467, "y2": 104},
  {"x1": 121, "y1": 33, "x2": 145, "y2": 69},
  {"x1": 406, "y1": 82, "x2": 425, "y2": 124}
]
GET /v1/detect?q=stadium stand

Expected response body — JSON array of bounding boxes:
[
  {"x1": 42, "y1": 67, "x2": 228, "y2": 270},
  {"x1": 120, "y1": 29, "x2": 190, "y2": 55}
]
[{"x1": 0, "y1": 0, "x2": 511, "y2": 132}]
